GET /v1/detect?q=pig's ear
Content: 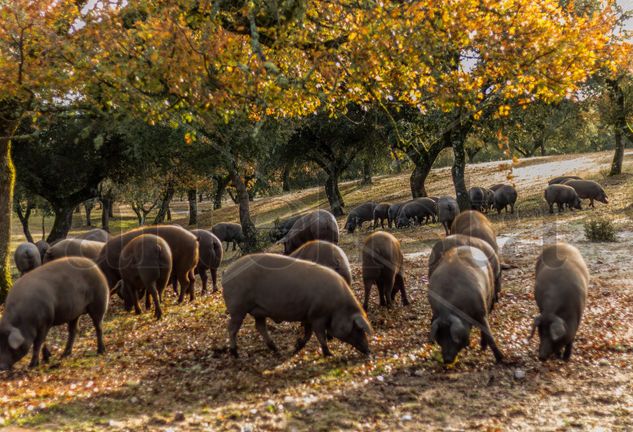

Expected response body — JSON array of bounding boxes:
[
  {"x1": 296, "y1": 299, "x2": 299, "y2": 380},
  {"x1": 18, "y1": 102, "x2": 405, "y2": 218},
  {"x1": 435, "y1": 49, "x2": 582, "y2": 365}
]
[
  {"x1": 529, "y1": 315, "x2": 541, "y2": 340},
  {"x1": 353, "y1": 314, "x2": 373, "y2": 335},
  {"x1": 8, "y1": 327, "x2": 25, "y2": 350},
  {"x1": 449, "y1": 316, "x2": 468, "y2": 344},
  {"x1": 550, "y1": 317, "x2": 566, "y2": 342}
]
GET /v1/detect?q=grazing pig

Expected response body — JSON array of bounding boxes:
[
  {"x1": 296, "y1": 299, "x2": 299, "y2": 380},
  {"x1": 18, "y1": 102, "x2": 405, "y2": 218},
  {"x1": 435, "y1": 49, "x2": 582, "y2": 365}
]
[
  {"x1": 344, "y1": 202, "x2": 377, "y2": 233},
  {"x1": 211, "y1": 222, "x2": 245, "y2": 251},
  {"x1": 451, "y1": 210, "x2": 498, "y2": 253},
  {"x1": 13, "y1": 243, "x2": 41, "y2": 276},
  {"x1": 279, "y1": 209, "x2": 339, "y2": 255},
  {"x1": 97, "y1": 225, "x2": 198, "y2": 304},
  {"x1": 269, "y1": 215, "x2": 301, "y2": 243},
  {"x1": 428, "y1": 246, "x2": 503, "y2": 364},
  {"x1": 396, "y1": 198, "x2": 436, "y2": 228},
  {"x1": 437, "y1": 196, "x2": 459, "y2": 235},
  {"x1": 387, "y1": 202, "x2": 407, "y2": 228},
  {"x1": 487, "y1": 184, "x2": 505, "y2": 192},
  {"x1": 362, "y1": 232, "x2": 409, "y2": 311},
  {"x1": 562, "y1": 179, "x2": 608, "y2": 208},
  {"x1": 291, "y1": 240, "x2": 352, "y2": 286},
  {"x1": 493, "y1": 185, "x2": 518, "y2": 214},
  {"x1": 43, "y1": 239, "x2": 104, "y2": 263},
  {"x1": 0, "y1": 257, "x2": 108, "y2": 370},
  {"x1": 548, "y1": 175, "x2": 582, "y2": 185},
  {"x1": 76, "y1": 228, "x2": 110, "y2": 242},
  {"x1": 483, "y1": 188, "x2": 495, "y2": 212},
  {"x1": 372, "y1": 203, "x2": 391, "y2": 229},
  {"x1": 428, "y1": 234, "x2": 502, "y2": 305},
  {"x1": 468, "y1": 187, "x2": 487, "y2": 212},
  {"x1": 222, "y1": 253, "x2": 373, "y2": 357},
  {"x1": 34, "y1": 240, "x2": 49, "y2": 261},
  {"x1": 531, "y1": 243, "x2": 588, "y2": 361},
  {"x1": 191, "y1": 229, "x2": 223, "y2": 293},
  {"x1": 114, "y1": 234, "x2": 172, "y2": 320},
  {"x1": 544, "y1": 184, "x2": 582, "y2": 214}
]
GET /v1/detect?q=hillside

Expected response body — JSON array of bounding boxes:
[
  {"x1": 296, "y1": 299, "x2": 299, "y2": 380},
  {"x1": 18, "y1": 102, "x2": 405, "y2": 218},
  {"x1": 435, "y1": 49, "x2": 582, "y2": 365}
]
[{"x1": 1, "y1": 150, "x2": 633, "y2": 431}]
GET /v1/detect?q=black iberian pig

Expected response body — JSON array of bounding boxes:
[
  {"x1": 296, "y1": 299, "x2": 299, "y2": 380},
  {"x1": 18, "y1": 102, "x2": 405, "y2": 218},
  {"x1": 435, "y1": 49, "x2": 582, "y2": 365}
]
[
  {"x1": 222, "y1": 253, "x2": 373, "y2": 357},
  {"x1": 362, "y1": 231, "x2": 409, "y2": 311},
  {"x1": 191, "y1": 229, "x2": 223, "y2": 294},
  {"x1": 396, "y1": 198, "x2": 436, "y2": 228},
  {"x1": 34, "y1": 240, "x2": 49, "y2": 261},
  {"x1": 493, "y1": 185, "x2": 518, "y2": 214},
  {"x1": 269, "y1": 215, "x2": 301, "y2": 243},
  {"x1": 437, "y1": 196, "x2": 459, "y2": 235},
  {"x1": 344, "y1": 202, "x2": 378, "y2": 233},
  {"x1": 530, "y1": 243, "x2": 589, "y2": 361},
  {"x1": 428, "y1": 246, "x2": 503, "y2": 364},
  {"x1": 115, "y1": 234, "x2": 173, "y2": 320},
  {"x1": 548, "y1": 175, "x2": 582, "y2": 185},
  {"x1": 0, "y1": 257, "x2": 108, "y2": 370},
  {"x1": 290, "y1": 240, "x2": 352, "y2": 286},
  {"x1": 279, "y1": 209, "x2": 339, "y2": 255},
  {"x1": 96, "y1": 225, "x2": 198, "y2": 304},
  {"x1": 372, "y1": 203, "x2": 391, "y2": 229},
  {"x1": 468, "y1": 187, "x2": 487, "y2": 212},
  {"x1": 387, "y1": 202, "x2": 407, "y2": 228},
  {"x1": 13, "y1": 242, "x2": 41, "y2": 276},
  {"x1": 76, "y1": 228, "x2": 110, "y2": 242},
  {"x1": 43, "y1": 238, "x2": 104, "y2": 263},
  {"x1": 450, "y1": 210, "x2": 498, "y2": 253},
  {"x1": 562, "y1": 179, "x2": 608, "y2": 208},
  {"x1": 211, "y1": 222, "x2": 245, "y2": 251},
  {"x1": 544, "y1": 184, "x2": 582, "y2": 214}
]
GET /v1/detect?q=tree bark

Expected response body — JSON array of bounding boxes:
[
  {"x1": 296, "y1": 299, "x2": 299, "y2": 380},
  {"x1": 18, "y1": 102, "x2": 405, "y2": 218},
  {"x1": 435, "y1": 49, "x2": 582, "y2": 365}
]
[
  {"x1": 15, "y1": 200, "x2": 34, "y2": 243},
  {"x1": 325, "y1": 169, "x2": 345, "y2": 216},
  {"x1": 213, "y1": 175, "x2": 230, "y2": 209},
  {"x1": 187, "y1": 188, "x2": 198, "y2": 226},
  {"x1": 407, "y1": 139, "x2": 448, "y2": 198},
  {"x1": 229, "y1": 168, "x2": 258, "y2": 252},
  {"x1": 101, "y1": 197, "x2": 112, "y2": 232},
  {"x1": 47, "y1": 205, "x2": 74, "y2": 243},
  {"x1": 0, "y1": 138, "x2": 16, "y2": 302},
  {"x1": 361, "y1": 158, "x2": 373, "y2": 185},
  {"x1": 452, "y1": 137, "x2": 470, "y2": 211},
  {"x1": 154, "y1": 182, "x2": 175, "y2": 225},
  {"x1": 282, "y1": 164, "x2": 291, "y2": 192},
  {"x1": 608, "y1": 79, "x2": 626, "y2": 176}
]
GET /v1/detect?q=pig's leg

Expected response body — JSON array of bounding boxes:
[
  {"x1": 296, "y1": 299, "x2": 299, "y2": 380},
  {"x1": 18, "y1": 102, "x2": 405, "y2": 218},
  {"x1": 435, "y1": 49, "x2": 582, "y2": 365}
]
[
  {"x1": 562, "y1": 342, "x2": 573, "y2": 361},
  {"x1": 88, "y1": 302, "x2": 107, "y2": 355},
  {"x1": 148, "y1": 282, "x2": 162, "y2": 320},
  {"x1": 480, "y1": 318, "x2": 503, "y2": 363},
  {"x1": 177, "y1": 271, "x2": 189, "y2": 303},
  {"x1": 232, "y1": 241, "x2": 237, "y2": 251},
  {"x1": 394, "y1": 274, "x2": 409, "y2": 306},
  {"x1": 255, "y1": 317, "x2": 278, "y2": 353},
  {"x1": 171, "y1": 275, "x2": 179, "y2": 296},
  {"x1": 29, "y1": 328, "x2": 49, "y2": 368},
  {"x1": 131, "y1": 288, "x2": 142, "y2": 315},
  {"x1": 199, "y1": 266, "x2": 208, "y2": 294},
  {"x1": 362, "y1": 279, "x2": 372, "y2": 311},
  {"x1": 210, "y1": 268, "x2": 218, "y2": 293},
  {"x1": 228, "y1": 313, "x2": 246, "y2": 357},
  {"x1": 145, "y1": 289, "x2": 151, "y2": 311},
  {"x1": 62, "y1": 318, "x2": 79, "y2": 357},
  {"x1": 294, "y1": 324, "x2": 313, "y2": 354},
  {"x1": 378, "y1": 279, "x2": 387, "y2": 307},
  {"x1": 42, "y1": 345, "x2": 51, "y2": 363},
  {"x1": 313, "y1": 322, "x2": 332, "y2": 357},
  {"x1": 188, "y1": 269, "x2": 196, "y2": 302},
  {"x1": 549, "y1": 203, "x2": 554, "y2": 214},
  {"x1": 383, "y1": 273, "x2": 395, "y2": 308},
  {"x1": 589, "y1": 198, "x2": 594, "y2": 208}
]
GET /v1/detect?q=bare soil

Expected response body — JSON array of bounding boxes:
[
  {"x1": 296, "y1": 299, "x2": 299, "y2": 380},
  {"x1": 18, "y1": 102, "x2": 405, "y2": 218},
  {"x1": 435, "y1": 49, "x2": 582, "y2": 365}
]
[{"x1": 1, "y1": 150, "x2": 632, "y2": 431}]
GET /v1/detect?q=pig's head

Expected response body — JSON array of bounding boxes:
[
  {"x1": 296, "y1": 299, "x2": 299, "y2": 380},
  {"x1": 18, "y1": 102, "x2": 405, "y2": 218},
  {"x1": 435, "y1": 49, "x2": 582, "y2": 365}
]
[
  {"x1": 597, "y1": 191, "x2": 609, "y2": 204},
  {"x1": 344, "y1": 216, "x2": 358, "y2": 234},
  {"x1": 431, "y1": 315, "x2": 470, "y2": 365},
  {"x1": 396, "y1": 214, "x2": 409, "y2": 229},
  {"x1": 0, "y1": 323, "x2": 30, "y2": 370},
  {"x1": 531, "y1": 314, "x2": 568, "y2": 361},
  {"x1": 572, "y1": 196, "x2": 582, "y2": 210},
  {"x1": 330, "y1": 312, "x2": 373, "y2": 355}
]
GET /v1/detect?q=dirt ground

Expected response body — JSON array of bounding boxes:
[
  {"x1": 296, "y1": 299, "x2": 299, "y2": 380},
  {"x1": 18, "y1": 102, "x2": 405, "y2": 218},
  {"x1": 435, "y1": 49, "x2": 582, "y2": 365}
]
[{"x1": 1, "y1": 151, "x2": 633, "y2": 431}]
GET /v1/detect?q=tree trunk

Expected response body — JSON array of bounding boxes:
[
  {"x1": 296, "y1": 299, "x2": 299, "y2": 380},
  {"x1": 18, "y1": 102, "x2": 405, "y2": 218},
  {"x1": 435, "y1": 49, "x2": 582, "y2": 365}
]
[
  {"x1": 608, "y1": 79, "x2": 626, "y2": 176},
  {"x1": 361, "y1": 158, "x2": 373, "y2": 185},
  {"x1": 187, "y1": 188, "x2": 198, "y2": 226},
  {"x1": 213, "y1": 175, "x2": 230, "y2": 209},
  {"x1": 101, "y1": 198, "x2": 112, "y2": 232},
  {"x1": 230, "y1": 169, "x2": 258, "y2": 252},
  {"x1": 407, "y1": 139, "x2": 448, "y2": 198},
  {"x1": 47, "y1": 205, "x2": 74, "y2": 243},
  {"x1": 198, "y1": 192, "x2": 203, "y2": 202},
  {"x1": 391, "y1": 148, "x2": 403, "y2": 173},
  {"x1": 108, "y1": 202, "x2": 114, "y2": 218},
  {"x1": 15, "y1": 201, "x2": 34, "y2": 243},
  {"x1": 154, "y1": 182, "x2": 175, "y2": 224},
  {"x1": 84, "y1": 200, "x2": 94, "y2": 226},
  {"x1": 0, "y1": 138, "x2": 16, "y2": 302},
  {"x1": 451, "y1": 130, "x2": 471, "y2": 211},
  {"x1": 131, "y1": 205, "x2": 144, "y2": 226},
  {"x1": 325, "y1": 170, "x2": 345, "y2": 216},
  {"x1": 282, "y1": 164, "x2": 291, "y2": 192}
]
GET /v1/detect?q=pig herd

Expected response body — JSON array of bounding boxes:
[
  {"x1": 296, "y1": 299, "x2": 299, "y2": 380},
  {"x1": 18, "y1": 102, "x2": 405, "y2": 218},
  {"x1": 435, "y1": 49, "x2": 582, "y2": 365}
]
[{"x1": 0, "y1": 174, "x2": 605, "y2": 371}]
